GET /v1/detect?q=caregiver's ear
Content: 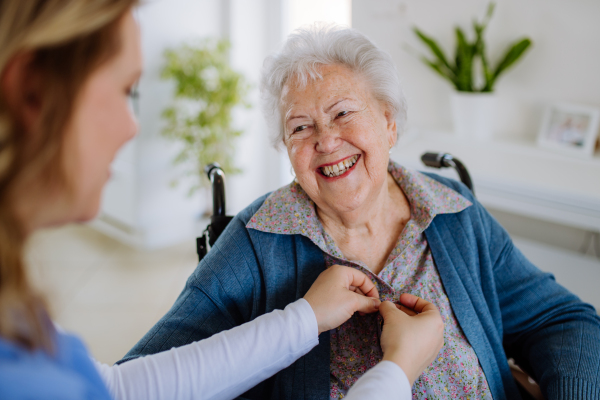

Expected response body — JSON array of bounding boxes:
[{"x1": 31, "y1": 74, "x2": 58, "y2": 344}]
[{"x1": 1, "y1": 52, "x2": 44, "y2": 133}]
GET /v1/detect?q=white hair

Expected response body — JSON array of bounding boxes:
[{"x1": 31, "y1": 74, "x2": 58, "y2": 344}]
[{"x1": 260, "y1": 24, "x2": 407, "y2": 148}]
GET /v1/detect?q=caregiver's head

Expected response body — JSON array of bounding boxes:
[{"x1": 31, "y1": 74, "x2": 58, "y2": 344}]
[
  {"x1": 0, "y1": 0, "x2": 140, "y2": 350},
  {"x1": 260, "y1": 25, "x2": 407, "y2": 219}
]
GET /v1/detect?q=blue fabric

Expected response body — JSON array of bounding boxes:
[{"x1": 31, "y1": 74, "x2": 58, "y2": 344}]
[
  {"x1": 120, "y1": 173, "x2": 600, "y2": 400},
  {"x1": 0, "y1": 330, "x2": 112, "y2": 400}
]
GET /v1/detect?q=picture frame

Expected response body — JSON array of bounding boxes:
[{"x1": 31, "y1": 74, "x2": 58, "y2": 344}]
[{"x1": 537, "y1": 103, "x2": 600, "y2": 157}]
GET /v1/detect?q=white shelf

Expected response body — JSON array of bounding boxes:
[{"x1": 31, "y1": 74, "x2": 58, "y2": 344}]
[{"x1": 391, "y1": 131, "x2": 600, "y2": 232}]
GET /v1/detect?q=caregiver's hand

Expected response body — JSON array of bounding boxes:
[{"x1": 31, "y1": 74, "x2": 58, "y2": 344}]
[
  {"x1": 379, "y1": 294, "x2": 444, "y2": 385},
  {"x1": 304, "y1": 264, "x2": 380, "y2": 334}
]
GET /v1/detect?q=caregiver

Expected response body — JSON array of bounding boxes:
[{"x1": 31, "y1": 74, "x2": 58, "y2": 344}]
[{"x1": 0, "y1": 1, "x2": 444, "y2": 399}]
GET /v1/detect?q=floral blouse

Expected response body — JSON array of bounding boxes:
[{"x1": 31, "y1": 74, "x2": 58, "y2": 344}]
[{"x1": 247, "y1": 161, "x2": 492, "y2": 399}]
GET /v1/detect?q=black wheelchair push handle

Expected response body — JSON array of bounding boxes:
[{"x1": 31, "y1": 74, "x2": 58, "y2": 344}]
[
  {"x1": 205, "y1": 163, "x2": 227, "y2": 217},
  {"x1": 421, "y1": 152, "x2": 474, "y2": 194},
  {"x1": 199, "y1": 163, "x2": 234, "y2": 257}
]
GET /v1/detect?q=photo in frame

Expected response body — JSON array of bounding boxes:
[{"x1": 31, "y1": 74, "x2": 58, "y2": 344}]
[{"x1": 537, "y1": 103, "x2": 600, "y2": 157}]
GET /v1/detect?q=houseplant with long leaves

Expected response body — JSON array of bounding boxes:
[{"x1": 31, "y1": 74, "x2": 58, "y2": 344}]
[
  {"x1": 161, "y1": 39, "x2": 249, "y2": 194},
  {"x1": 413, "y1": 3, "x2": 532, "y2": 139}
]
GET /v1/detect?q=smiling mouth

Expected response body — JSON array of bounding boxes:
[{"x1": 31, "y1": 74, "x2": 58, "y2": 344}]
[{"x1": 319, "y1": 155, "x2": 359, "y2": 178}]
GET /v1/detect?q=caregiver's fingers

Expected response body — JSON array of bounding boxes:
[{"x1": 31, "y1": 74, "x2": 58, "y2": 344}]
[
  {"x1": 379, "y1": 301, "x2": 403, "y2": 321},
  {"x1": 350, "y1": 291, "x2": 381, "y2": 315},
  {"x1": 378, "y1": 301, "x2": 408, "y2": 329},
  {"x1": 339, "y1": 265, "x2": 379, "y2": 299},
  {"x1": 304, "y1": 265, "x2": 380, "y2": 333},
  {"x1": 379, "y1": 300, "x2": 445, "y2": 385},
  {"x1": 350, "y1": 286, "x2": 365, "y2": 296},
  {"x1": 398, "y1": 293, "x2": 438, "y2": 314},
  {"x1": 395, "y1": 303, "x2": 418, "y2": 316}
]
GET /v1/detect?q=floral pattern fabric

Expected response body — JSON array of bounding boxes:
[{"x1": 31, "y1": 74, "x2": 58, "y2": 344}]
[{"x1": 247, "y1": 161, "x2": 492, "y2": 399}]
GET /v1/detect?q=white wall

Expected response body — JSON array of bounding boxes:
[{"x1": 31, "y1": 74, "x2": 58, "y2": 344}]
[
  {"x1": 98, "y1": 0, "x2": 290, "y2": 247},
  {"x1": 137, "y1": 0, "x2": 226, "y2": 247},
  {"x1": 352, "y1": 0, "x2": 600, "y2": 140},
  {"x1": 225, "y1": 0, "x2": 285, "y2": 215},
  {"x1": 95, "y1": 0, "x2": 225, "y2": 248},
  {"x1": 287, "y1": 0, "x2": 352, "y2": 31}
]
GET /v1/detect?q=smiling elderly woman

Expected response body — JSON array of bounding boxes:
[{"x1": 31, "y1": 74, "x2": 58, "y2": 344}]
[{"x1": 122, "y1": 26, "x2": 600, "y2": 399}]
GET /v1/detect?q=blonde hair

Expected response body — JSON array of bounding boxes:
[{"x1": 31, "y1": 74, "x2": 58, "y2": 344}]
[{"x1": 0, "y1": 0, "x2": 138, "y2": 351}]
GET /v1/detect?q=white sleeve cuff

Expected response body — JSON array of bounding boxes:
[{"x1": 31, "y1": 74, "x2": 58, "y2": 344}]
[
  {"x1": 345, "y1": 361, "x2": 412, "y2": 400},
  {"x1": 292, "y1": 297, "x2": 319, "y2": 340}
]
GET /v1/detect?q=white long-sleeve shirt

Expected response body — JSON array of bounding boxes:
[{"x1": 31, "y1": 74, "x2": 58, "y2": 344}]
[{"x1": 95, "y1": 299, "x2": 411, "y2": 400}]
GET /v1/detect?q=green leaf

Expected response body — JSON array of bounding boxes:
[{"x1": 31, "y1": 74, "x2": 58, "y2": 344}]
[
  {"x1": 483, "y1": 2, "x2": 496, "y2": 27},
  {"x1": 413, "y1": 27, "x2": 455, "y2": 76},
  {"x1": 492, "y1": 38, "x2": 532, "y2": 81},
  {"x1": 420, "y1": 57, "x2": 457, "y2": 86},
  {"x1": 473, "y1": 20, "x2": 493, "y2": 91},
  {"x1": 454, "y1": 27, "x2": 474, "y2": 91}
]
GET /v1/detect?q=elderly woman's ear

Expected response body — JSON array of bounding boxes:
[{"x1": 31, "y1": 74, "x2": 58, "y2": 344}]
[{"x1": 383, "y1": 105, "x2": 397, "y2": 149}]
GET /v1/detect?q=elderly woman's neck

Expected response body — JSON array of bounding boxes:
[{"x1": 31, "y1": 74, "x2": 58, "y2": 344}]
[
  {"x1": 317, "y1": 174, "x2": 410, "y2": 272},
  {"x1": 319, "y1": 174, "x2": 407, "y2": 227}
]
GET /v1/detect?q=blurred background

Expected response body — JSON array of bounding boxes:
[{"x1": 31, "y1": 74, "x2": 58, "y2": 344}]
[{"x1": 26, "y1": 0, "x2": 600, "y2": 365}]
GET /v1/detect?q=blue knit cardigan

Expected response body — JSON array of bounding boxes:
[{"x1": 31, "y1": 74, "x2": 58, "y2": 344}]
[{"x1": 121, "y1": 174, "x2": 600, "y2": 400}]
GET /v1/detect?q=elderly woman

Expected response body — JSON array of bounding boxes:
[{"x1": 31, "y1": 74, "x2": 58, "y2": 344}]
[{"x1": 123, "y1": 26, "x2": 600, "y2": 399}]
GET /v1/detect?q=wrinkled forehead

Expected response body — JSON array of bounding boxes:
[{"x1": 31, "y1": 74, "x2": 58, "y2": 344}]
[{"x1": 279, "y1": 63, "x2": 371, "y2": 111}]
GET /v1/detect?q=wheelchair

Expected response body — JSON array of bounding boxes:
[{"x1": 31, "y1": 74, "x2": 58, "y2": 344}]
[{"x1": 195, "y1": 152, "x2": 541, "y2": 400}]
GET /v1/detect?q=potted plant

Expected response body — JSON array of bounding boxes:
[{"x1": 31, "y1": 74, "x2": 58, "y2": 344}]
[
  {"x1": 161, "y1": 39, "x2": 249, "y2": 195},
  {"x1": 413, "y1": 3, "x2": 532, "y2": 140}
]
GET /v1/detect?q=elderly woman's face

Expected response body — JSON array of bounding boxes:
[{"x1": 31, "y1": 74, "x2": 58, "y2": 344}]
[{"x1": 281, "y1": 64, "x2": 396, "y2": 215}]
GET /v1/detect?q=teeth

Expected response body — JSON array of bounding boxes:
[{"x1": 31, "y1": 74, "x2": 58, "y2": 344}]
[{"x1": 321, "y1": 155, "x2": 359, "y2": 177}]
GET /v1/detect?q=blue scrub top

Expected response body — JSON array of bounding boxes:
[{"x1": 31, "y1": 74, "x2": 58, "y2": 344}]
[{"x1": 0, "y1": 330, "x2": 112, "y2": 399}]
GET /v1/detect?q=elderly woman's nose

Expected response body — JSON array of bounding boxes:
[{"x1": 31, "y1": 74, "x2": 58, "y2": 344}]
[{"x1": 315, "y1": 126, "x2": 342, "y2": 153}]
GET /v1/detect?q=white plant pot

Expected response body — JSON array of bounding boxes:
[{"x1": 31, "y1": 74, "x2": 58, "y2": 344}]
[{"x1": 450, "y1": 91, "x2": 496, "y2": 141}]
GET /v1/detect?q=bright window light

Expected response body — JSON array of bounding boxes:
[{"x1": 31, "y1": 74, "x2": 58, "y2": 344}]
[{"x1": 285, "y1": 0, "x2": 352, "y2": 36}]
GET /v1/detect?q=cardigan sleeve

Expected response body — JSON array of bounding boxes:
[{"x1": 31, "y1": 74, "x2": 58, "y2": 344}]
[{"x1": 476, "y1": 200, "x2": 600, "y2": 399}]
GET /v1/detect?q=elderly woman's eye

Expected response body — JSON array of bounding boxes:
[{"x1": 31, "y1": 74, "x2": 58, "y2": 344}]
[
  {"x1": 337, "y1": 110, "x2": 349, "y2": 118},
  {"x1": 293, "y1": 125, "x2": 308, "y2": 133}
]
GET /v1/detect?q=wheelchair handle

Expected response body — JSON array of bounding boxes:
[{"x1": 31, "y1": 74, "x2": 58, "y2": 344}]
[
  {"x1": 421, "y1": 152, "x2": 474, "y2": 194},
  {"x1": 205, "y1": 163, "x2": 226, "y2": 217}
]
